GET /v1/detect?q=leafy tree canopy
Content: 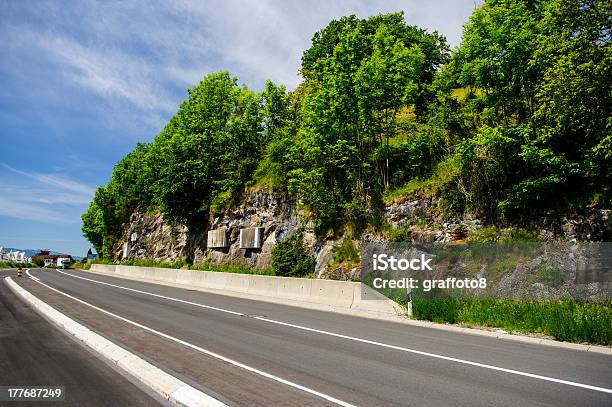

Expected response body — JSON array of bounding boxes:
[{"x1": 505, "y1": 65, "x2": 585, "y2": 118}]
[{"x1": 83, "y1": 2, "x2": 611, "y2": 257}]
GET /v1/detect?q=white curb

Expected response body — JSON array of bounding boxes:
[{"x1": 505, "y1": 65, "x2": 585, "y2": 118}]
[{"x1": 4, "y1": 276, "x2": 227, "y2": 407}]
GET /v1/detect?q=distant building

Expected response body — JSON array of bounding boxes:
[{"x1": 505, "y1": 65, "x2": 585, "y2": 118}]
[
  {"x1": 8, "y1": 250, "x2": 28, "y2": 263},
  {"x1": 32, "y1": 250, "x2": 74, "y2": 268}
]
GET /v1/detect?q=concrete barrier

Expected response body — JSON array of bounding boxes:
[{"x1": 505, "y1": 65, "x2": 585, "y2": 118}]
[
  {"x1": 277, "y1": 278, "x2": 312, "y2": 302},
  {"x1": 247, "y1": 275, "x2": 278, "y2": 297},
  {"x1": 204, "y1": 272, "x2": 229, "y2": 291},
  {"x1": 226, "y1": 273, "x2": 250, "y2": 293},
  {"x1": 176, "y1": 269, "x2": 199, "y2": 286},
  {"x1": 310, "y1": 279, "x2": 354, "y2": 309},
  {"x1": 352, "y1": 284, "x2": 404, "y2": 315},
  {"x1": 89, "y1": 264, "x2": 403, "y2": 318}
]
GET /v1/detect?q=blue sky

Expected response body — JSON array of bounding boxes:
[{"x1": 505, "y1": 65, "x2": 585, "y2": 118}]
[{"x1": 0, "y1": 0, "x2": 477, "y2": 256}]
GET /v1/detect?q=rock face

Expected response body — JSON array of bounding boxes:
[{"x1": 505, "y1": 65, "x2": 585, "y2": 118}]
[
  {"x1": 195, "y1": 191, "x2": 302, "y2": 269},
  {"x1": 385, "y1": 197, "x2": 611, "y2": 243},
  {"x1": 533, "y1": 210, "x2": 612, "y2": 241},
  {"x1": 117, "y1": 191, "x2": 332, "y2": 273},
  {"x1": 117, "y1": 191, "x2": 611, "y2": 279},
  {"x1": 117, "y1": 211, "x2": 190, "y2": 263},
  {"x1": 385, "y1": 198, "x2": 437, "y2": 226}
]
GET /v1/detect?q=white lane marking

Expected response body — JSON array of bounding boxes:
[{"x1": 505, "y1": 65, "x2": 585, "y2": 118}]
[
  {"x1": 253, "y1": 317, "x2": 612, "y2": 393},
  {"x1": 49, "y1": 269, "x2": 612, "y2": 395},
  {"x1": 27, "y1": 274, "x2": 357, "y2": 407},
  {"x1": 52, "y1": 269, "x2": 243, "y2": 316},
  {"x1": 25, "y1": 270, "x2": 40, "y2": 281},
  {"x1": 5, "y1": 276, "x2": 227, "y2": 407}
]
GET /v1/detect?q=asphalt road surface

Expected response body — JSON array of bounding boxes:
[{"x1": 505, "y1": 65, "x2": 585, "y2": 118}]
[
  {"x1": 6, "y1": 268, "x2": 612, "y2": 406},
  {"x1": 0, "y1": 269, "x2": 162, "y2": 406}
]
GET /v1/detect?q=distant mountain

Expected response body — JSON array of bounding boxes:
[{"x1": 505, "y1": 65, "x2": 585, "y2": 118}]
[{"x1": 1, "y1": 247, "x2": 82, "y2": 260}]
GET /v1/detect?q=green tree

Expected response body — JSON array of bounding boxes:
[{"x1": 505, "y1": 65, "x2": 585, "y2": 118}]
[
  {"x1": 81, "y1": 198, "x2": 104, "y2": 256},
  {"x1": 271, "y1": 231, "x2": 316, "y2": 277},
  {"x1": 287, "y1": 13, "x2": 448, "y2": 230},
  {"x1": 151, "y1": 71, "x2": 263, "y2": 225},
  {"x1": 437, "y1": 0, "x2": 611, "y2": 218}
]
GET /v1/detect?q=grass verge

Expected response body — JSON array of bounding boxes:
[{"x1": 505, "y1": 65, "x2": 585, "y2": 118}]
[
  {"x1": 84, "y1": 258, "x2": 275, "y2": 276},
  {"x1": 0, "y1": 261, "x2": 34, "y2": 269},
  {"x1": 396, "y1": 297, "x2": 611, "y2": 345}
]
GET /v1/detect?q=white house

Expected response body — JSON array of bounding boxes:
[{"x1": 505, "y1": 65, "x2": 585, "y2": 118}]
[{"x1": 7, "y1": 250, "x2": 27, "y2": 263}]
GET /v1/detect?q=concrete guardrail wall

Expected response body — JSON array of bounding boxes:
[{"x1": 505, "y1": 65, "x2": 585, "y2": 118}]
[{"x1": 89, "y1": 264, "x2": 403, "y2": 318}]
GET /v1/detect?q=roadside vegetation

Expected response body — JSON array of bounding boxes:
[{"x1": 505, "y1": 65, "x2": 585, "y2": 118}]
[
  {"x1": 84, "y1": 258, "x2": 275, "y2": 276},
  {"x1": 82, "y1": 0, "x2": 611, "y2": 258},
  {"x1": 0, "y1": 262, "x2": 34, "y2": 269},
  {"x1": 399, "y1": 298, "x2": 611, "y2": 345},
  {"x1": 79, "y1": 1, "x2": 610, "y2": 344},
  {"x1": 271, "y1": 230, "x2": 316, "y2": 277},
  {"x1": 85, "y1": 235, "x2": 317, "y2": 277}
]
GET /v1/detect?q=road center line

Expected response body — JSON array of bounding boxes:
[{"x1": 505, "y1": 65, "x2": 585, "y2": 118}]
[
  {"x1": 26, "y1": 274, "x2": 357, "y2": 407},
  {"x1": 25, "y1": 269, "x2": 40, "y2": 281},
  {"x1": 54, "y1": 269, "x2": 244, "y2": 316},
  {"x1": 49, "y1": 268, "x2": 612, "y2": 394}
]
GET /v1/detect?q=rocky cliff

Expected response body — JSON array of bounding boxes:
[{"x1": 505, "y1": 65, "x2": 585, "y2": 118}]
[
  {"x1": 116, "y1": 190, "x2": 611, "y2": 279},
  {"x1": 117, "y1": 192, "x2": 328, "y2": 272}
]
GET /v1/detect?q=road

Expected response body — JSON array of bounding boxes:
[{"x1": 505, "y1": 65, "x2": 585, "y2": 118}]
[
  {"x1": 0, "y1": 269, "x2": 162, "y2": 406},
  {"x1": 6, "y1": 267, "x2": 612, "y2": 406}
]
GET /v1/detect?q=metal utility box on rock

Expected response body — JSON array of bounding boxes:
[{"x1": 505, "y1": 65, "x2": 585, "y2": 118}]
[
  {"x1": 239, "y1": 227, "x2": 265, "y2": 249},
  {"x1": 207, "y1": 228, "x2": 229, "y2": 249}
]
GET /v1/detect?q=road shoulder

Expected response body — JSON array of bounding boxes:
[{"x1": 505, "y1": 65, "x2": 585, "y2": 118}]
[{"x1": 4, "y1": 276, "x2": 227, "y2": 407}]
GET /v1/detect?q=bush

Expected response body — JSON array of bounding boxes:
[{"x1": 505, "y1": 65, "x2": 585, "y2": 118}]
[
  {"x1": 386, "y1": 131, "x2": 438, "y2": 187},
  {"x1": 388, "y1": 226, "x2": 412, "y2": 242},
  {"x1": 469, "y1": 227, "x2": 539, "y2": 243},
  {"x1": 412, "y1": 298, "x2": 462, "y2": 324},
  {"x1": 271, "y1": 231, "x2": 316, "y2": 277},
  {"x1": 192, "y1": 262, "x2": 274, "y2": 276},
  {"x1": 0, "y1": 262, "x2": 33, "y2": 269},
  {"x1": 332, "y1": 238, "x2": 359, "y2": 263}
]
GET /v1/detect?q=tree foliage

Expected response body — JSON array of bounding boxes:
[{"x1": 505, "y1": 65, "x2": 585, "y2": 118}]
[
  {"x1": 271, "y1": 231, "x2": 316, "y2": 277},
  {"x1": 151, "y1": 72, "x2": 263, "y2": 224},
  {"x1": 436, "y1": 0, "x2": 611, "y2": 218},
  {"x1": 283, "y1": 12, "x2": 448, "y2": 231},
  {"x1": 83, "y1": 3, "x2": 611, "y2": 257}
]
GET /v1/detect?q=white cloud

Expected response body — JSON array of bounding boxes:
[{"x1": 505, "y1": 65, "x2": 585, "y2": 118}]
[
  {"x1": 168, "y1": 0, "x2": 478, "y2": 89},
  {"x1": 3, "y1": 164, "x2": 95, "y2": 197},
  {"x1": 0, "y1": 197, "x2": 78, "y2": 224},
  {"x1": 5, "y1": 0, "x2": 478, "y2": 105},
  {"x1": 0, "y1": 164, "x2": 95, "y2": 224},
  {"x1": 36, "y1": 36, "x2": 176, "y2": 113}
]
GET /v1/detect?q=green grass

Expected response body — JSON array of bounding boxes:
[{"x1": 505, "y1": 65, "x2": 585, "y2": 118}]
[
  {"x1": 469, "y1": 226, "x2": 540, "y2": 243},
  {"x1": 332, "y1": 237, "x2": 360, "y2": 263},
  {"x1": 0, "y1": 262, "x2": 34, "y2": 269},
  {"x1": 383, "y1": 178, "x2": 429, "y2": 203},
  {"x1": 86, "y1": 258, "x2": 275, "y2": 276},
  {"x1": 383, "y1": 156, "x2": 462, "y2": 206},
  {"x1": 191, "y1": 261, "x2": 275, "y2": 276},
  {"x1": 403, "y1": 298, "x2": 611, "y2": 345}
]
